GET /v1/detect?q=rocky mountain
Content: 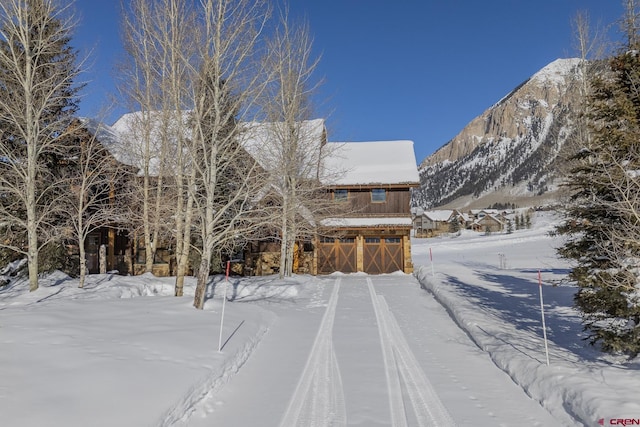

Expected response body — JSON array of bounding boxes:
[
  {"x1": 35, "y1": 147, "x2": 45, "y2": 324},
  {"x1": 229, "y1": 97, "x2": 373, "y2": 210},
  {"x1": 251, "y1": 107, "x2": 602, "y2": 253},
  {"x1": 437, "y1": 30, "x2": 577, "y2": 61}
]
[{"x1": 413, "y1": 58, "x2": 584, "y2": 209}]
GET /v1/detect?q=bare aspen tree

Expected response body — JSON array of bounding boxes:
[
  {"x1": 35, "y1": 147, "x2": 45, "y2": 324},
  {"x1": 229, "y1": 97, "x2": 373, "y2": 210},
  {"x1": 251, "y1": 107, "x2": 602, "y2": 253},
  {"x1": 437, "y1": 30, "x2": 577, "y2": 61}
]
[
  {"x1": 259, "y1": 9, "x2": 331, "y2": 278},
  {"x1": 119, "y1": 0, "x2": 198, "y2": 291},
  {"x1": 570, "y1": 10, "x2": 608, "y2": 148},
  {"x1": 119, "y1": 0, "x2": 175, "y2": 274},
  {"x1": 63, "y1": 120, "x2": 130, "y2": 288},
  {"x1": 118, "y1": 0, "x2": 270, "y2": 305},
  {"x1": 190, "y1": 0, "x2": 272, "y2": 309},
  {"x1": 623, "y1": 0, "x2": 640, "y2": 46},
  {"x1": 156, "y1": 0, "x2": 198, "y2": 297},
  {"x1": 0, "y1": 0, "x2": 82, "y2": 291},
  {"x1": 124, "y1": 0, "x2": 198, "y2": 295}
]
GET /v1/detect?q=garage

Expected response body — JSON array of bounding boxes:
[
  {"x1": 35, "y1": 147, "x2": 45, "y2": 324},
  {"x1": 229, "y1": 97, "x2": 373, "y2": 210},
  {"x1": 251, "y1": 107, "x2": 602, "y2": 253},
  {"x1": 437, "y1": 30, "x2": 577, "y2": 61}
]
[
  {"x1": 317, "y1": 237, "x2": 357, "y2": 274},
  {"x1": 363, "y1": 236, "x2": 403, "y2": 274}
]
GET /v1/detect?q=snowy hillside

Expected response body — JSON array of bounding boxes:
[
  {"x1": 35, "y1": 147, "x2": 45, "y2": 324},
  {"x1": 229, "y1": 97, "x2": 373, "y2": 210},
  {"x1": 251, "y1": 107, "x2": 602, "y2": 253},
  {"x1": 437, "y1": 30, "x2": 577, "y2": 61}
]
[
  {"x1": 1, "y1": 211, "x2": 639, "y2": 426},
  {"x1": 414, "y1": 58, "x2": 583, "y2": 209}
]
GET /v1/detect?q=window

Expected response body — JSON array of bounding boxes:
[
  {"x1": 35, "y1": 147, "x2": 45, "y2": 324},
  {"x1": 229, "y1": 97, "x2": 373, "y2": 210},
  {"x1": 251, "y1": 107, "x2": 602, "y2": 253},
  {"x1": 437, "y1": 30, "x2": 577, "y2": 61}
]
[
  {"x1": 385, "y1": 237, "x2": 401, "y2": 243},
  {"x1": 334, "y1": 189, "x2": 348, "y2": 202},
  {"x1": 365, "y1": 237, "x2": 380, "y2": 243},
  {"x1": 371, "y1": 188, "x2": 386, "y2": 203}
]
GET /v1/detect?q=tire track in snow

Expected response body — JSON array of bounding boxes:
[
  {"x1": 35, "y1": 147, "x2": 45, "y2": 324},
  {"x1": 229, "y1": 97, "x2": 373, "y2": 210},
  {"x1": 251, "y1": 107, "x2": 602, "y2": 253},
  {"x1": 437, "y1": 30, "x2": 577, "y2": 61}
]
[
  {"x1": 367, "y1": 277, "x2": 456, "y2": 427},
  {"x1": 279, "y1": 278, "x2": 346, "y2": 427},
  {"x1": 367, "y1": 278, "x2": 408, "y2": 427}
]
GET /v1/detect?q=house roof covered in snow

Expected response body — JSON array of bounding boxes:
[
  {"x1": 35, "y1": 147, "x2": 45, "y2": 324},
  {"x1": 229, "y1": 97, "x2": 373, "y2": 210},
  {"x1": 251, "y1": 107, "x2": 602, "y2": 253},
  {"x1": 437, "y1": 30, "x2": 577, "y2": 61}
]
[
  {"x1": 321, "y1": 140, "x2": 420, "y2": 187},
  {"x1": 240, "y1": 119, "x2": 326, "y2": 173},
  {"x1": 88, "y1": 113, "x2": 419, "y2": 190},
  {"x1": 80, "y1": 118, "x2": 139, "y2": 169},
  {"x1": 321, "y1": 216, "x2": 413, "y2": 228},
  {"x1": 423, "y1": 210, "x2": 453, "y2": 222}
]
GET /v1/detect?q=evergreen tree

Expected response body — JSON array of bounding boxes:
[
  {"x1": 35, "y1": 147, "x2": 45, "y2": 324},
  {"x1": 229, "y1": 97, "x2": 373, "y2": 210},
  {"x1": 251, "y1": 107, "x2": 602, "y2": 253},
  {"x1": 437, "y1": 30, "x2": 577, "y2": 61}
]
[
  {"x1": 556, "y1": 6, "x2": 640, "y2": 356},
  {"x1": 448, "y1": 217, "x2": 460, "y2": 233},
  {"x1": 506, "y1": 219, "x2": 513, "y2": 234},
  {"x1": 515, "y1": 214, "x2": 521, "y2": 230}
]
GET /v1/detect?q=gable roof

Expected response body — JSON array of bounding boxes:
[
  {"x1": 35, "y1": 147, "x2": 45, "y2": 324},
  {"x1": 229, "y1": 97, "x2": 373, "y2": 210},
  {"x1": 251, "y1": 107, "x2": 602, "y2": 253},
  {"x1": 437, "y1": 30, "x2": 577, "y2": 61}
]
[
  {"x1": 240, "y1": 119, "x2": 326, "y2": 173},
  {"x1": 89, "y1": 113, "x2": 419, "y2": 190},
  {"x1": 423, "y1": 210, "x2": 454, "y2": 222},
  {"x1": 321, "y1": 140, "x2": 419, "y2": 186},
  {"x1": 80, "y1": 118, "x2": 139, "y2": 168}
]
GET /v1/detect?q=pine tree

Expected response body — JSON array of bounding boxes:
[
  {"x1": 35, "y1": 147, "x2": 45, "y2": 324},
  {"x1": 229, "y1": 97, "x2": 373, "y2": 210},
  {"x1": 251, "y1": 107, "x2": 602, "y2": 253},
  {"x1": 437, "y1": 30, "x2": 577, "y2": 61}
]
[
  {"x1": 506, "y1": 219, "x2": 513, "y2": 234},
  {"x1": 556, "y1": 6, "x2": 640, "y2": 356},
  {"x1": 448, "y1": 217, "x2": 460, "y2": 233}
]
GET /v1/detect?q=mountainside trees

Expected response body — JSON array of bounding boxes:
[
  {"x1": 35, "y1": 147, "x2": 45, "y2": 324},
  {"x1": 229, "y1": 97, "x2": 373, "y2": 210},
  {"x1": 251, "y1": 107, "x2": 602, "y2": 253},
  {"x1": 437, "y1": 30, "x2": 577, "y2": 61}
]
[
  {"x1": 0, "y1": 0, "x2": 82, "y2": 291},
  {"x1": 557, "y1": 3, "x2": 640, "y2": 356}
]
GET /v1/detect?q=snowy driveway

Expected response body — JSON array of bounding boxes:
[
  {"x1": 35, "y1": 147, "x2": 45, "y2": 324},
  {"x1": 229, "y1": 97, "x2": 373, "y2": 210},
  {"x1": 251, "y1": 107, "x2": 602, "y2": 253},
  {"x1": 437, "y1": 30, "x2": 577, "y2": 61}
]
[{"x1": 189, "y1": 274, "x2": 559, "y2": 426}]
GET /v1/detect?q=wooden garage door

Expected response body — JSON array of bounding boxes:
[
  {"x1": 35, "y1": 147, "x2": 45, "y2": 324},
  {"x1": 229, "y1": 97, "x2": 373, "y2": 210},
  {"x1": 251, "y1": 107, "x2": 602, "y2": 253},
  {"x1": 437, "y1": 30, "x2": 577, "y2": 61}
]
[
  {"x1": 363, "y1": 237, "x2": 403, "y2": 274},
  {"x1": 317, "y1": 237, "x2": 357, "y2": 274}
]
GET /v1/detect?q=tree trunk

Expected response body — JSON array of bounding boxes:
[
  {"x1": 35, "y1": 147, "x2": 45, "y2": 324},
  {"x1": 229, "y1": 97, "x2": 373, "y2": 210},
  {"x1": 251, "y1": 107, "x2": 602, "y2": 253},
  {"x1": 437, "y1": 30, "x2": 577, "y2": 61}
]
[
  {"x1": 193, "y1": 253, "x2": 211, "y2": 309},
  {"x1": 279, "y1": 196, "x2": 288, "y2": 279},
  {"x1": 99, "y1": 244, "x2": 107, "y2": 274},
  {"x1": 143, "y1": 171, "x2": 153, "y2": 272},
  {"x1": 175, "y1": 178, "x2": 195, "y2": 297},
  {"x1": 27, "y1": 236, "x2": 38, "y2": 292},
  {"x1": 26, "y1": 171, "x2": 38, "y2": 292},
  {"x1": 286, "y1": 233, "x2": 295, "y2": 277},
  {"x1": 174, "y1": 174, "x2": 185, "y2": 296},
  {"x1": 79, "y1": 243, "x2": 86, "y2": 289}
]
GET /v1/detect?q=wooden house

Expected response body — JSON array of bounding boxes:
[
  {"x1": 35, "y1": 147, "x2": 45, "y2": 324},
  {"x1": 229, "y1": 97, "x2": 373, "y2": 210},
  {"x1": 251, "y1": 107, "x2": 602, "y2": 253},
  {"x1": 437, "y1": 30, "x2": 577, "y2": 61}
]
[
  {"x1": 412, "y1": 209, "x2": 454, "y2": 238},
  {"x1": 240, "y1": 119, "x2": 327, "y2": 276},
  {"x1": 318, "y1": 141, "x2": 420, "y2": 274},
  {"x1": 79, "y1": 113, "x2": 420, "y2": 277},
  {"x1": 72, "y1": 119, "x2": 135, "y2": 275},
  {"x1": 472, "y1": 214, "x2": 504, "y2": 233}
]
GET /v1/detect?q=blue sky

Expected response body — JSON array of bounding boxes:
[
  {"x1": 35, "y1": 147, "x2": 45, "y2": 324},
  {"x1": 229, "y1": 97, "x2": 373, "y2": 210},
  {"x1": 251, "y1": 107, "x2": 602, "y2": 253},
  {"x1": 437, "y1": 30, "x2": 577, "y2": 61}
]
[{"x1": 74, "y1": 1, "x2": 623, "y2": 163}]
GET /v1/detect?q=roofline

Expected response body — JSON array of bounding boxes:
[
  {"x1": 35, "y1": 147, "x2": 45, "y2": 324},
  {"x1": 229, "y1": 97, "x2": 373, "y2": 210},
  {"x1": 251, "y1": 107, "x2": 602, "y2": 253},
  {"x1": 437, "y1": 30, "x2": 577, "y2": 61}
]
[
  {"x1": 327, "y1": 183, "x2": 420, "y2": 190},
  {"x1": 320, "y1": 225, "x2": 413, "y2": 231}
]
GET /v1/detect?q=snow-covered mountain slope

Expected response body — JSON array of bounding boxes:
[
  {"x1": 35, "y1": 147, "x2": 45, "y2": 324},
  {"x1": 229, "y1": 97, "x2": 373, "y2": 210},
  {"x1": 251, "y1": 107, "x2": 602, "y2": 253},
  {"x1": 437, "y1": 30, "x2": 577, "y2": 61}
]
[{"x1": 414, "y1": 58, "x2": 584, "y2": 209}]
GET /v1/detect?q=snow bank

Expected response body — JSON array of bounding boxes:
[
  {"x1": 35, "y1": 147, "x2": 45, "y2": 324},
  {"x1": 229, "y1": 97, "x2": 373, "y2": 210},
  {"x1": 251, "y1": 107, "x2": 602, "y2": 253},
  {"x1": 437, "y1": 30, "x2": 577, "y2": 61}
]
[{"x1": 415, "y1": 266, "x2": 640, "y2": 426}]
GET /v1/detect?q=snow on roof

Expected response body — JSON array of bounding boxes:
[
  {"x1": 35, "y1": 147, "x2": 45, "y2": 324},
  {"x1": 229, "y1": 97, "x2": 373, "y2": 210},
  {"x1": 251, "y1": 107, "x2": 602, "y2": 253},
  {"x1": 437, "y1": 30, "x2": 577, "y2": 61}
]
[
  {"x1": 109, "y1": 111, "x2": 190, "y2": 176},
  {"x1": 90, "y1": 113, "x2": 419, "y2": 188},
  {"x1": 423, "y1": 210, "x2": 453, "y2": 221},
  {"x1": 80, "y1": 118, "x2": 139, "y2": 168},
  {"x1": 240, "y1": 119, "x2": 326, "y2": 173},
  {"x1": 322, "y1": 140, "x2": 420, "y2": 186},
  {"x1": 321, "y1": 217, "x2": 412, "y2": 228}
]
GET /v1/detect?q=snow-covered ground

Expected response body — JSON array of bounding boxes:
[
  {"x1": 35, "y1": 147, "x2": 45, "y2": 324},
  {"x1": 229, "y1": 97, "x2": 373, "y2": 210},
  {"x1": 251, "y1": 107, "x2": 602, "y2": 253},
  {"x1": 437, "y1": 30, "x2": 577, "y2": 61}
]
[{"x1": 1, "y1": 212, "x2": 639, "y2": 426}]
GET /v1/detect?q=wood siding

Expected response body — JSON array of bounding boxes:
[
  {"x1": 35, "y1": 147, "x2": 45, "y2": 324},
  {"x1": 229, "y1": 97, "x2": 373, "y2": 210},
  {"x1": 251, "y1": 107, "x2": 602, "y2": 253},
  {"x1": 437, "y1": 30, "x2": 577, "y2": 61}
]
[{"x1": 333, "y1": 188, "x2": 412, "y2": 215}]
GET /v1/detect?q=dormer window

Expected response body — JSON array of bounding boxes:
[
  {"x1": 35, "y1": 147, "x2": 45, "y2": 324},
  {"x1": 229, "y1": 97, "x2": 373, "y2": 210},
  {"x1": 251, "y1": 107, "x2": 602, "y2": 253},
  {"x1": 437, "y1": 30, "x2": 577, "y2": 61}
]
[
  {"x1": 371, "y1": 188, "x2": 386, "y2": 203},
  {"x1": 334, "y1": 189, "x2": 348, "y2": 202}
]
